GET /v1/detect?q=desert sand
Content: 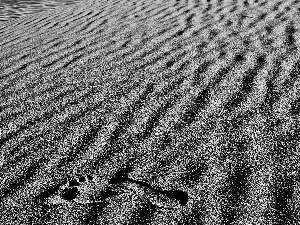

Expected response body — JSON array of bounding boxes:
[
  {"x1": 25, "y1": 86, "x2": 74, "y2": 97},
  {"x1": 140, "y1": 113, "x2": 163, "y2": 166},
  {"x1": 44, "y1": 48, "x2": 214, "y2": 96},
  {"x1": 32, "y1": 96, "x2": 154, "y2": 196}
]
[
  {"x1": 0, "y1": 0, "x2": 84, "y2": 22},
  {"x1": 1, "y1": 0, "x2": 300, "y2": 224}
]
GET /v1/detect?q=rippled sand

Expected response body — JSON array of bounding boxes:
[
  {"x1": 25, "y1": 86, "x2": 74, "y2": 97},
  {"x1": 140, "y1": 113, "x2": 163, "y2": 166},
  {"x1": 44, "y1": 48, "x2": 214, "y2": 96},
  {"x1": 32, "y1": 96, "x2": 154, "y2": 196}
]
[
  {"x1": 1, "y1": 0, "x2": 300, "y2": 224},
  {"x1": 0, "y1": 0, "x2": 84, "y2": 22}
]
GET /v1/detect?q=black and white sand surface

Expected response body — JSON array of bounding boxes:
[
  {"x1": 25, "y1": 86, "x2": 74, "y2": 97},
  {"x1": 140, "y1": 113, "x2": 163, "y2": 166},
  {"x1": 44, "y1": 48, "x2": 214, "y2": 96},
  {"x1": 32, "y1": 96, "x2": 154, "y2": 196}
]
[
  {"x1": 1, "y1": 0, "x2": 300, "y2": 224},
  {"x1": 0, "y1": 0, "x2": 85, "y2": 22}
]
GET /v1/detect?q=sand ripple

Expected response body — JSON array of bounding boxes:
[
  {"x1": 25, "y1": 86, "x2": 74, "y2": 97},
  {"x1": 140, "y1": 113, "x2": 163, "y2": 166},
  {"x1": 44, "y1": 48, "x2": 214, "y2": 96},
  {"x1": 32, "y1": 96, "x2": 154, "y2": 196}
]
[{"x1": 1, "y1": 0, "x2": 300, "y2": 224}]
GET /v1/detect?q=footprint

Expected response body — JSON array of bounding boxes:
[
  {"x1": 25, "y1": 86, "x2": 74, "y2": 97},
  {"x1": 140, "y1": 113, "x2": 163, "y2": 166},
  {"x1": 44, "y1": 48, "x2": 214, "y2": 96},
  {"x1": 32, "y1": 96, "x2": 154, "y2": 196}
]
[
  {"x1": 61, "y1": 175, "x2": 94, "y2": 202},
  {"x1": 110, "y1": 171, "x2": 190, "y2": 210},
  {"x1": 45, "y1": 175, "x2": 105, "y2": 206},
  {"x1": 46, "y1": 172, "x2": 191, "y2": 210},
  {"x1": 108, "y1": 179, "x2": 185, "y2": 210}
]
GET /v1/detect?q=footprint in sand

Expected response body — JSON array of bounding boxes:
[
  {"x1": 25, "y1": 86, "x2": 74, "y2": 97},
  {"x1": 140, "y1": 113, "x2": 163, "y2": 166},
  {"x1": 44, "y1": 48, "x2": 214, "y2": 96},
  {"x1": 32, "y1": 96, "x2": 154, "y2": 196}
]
[
  {"x1": 45, "y1": 174, "x2": 106, "y2": 206},
  {"x1": 109, "y1": 169, "x2": 190, "y2": 210},
  {"x1": 46, "y1": 171, "x2": 190, "y2": 210},
  {"x1": 60, "y1": 175, "x2": 94, "y2": 202}
]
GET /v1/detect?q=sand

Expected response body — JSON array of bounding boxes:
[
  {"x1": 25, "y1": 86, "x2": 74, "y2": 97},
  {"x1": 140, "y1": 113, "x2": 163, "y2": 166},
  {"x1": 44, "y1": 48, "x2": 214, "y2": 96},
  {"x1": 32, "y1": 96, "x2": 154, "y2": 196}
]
[
  {"x1": 1, "y1": 0, "x2": 300, "y2": 224},
  {"x1": 0, "y1": 0, "x2": 85, "y2": 22}
]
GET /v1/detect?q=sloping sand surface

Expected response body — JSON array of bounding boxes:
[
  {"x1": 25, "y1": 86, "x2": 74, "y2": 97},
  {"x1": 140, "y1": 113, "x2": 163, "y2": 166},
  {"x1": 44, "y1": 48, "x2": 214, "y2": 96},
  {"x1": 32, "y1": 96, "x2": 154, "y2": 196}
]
[
  {"x1": 1, "y1": 0, "x2": 300, "y2": 224},
  {"x1": 0, "y1": 0, "x2": 85, "y2": 22}
]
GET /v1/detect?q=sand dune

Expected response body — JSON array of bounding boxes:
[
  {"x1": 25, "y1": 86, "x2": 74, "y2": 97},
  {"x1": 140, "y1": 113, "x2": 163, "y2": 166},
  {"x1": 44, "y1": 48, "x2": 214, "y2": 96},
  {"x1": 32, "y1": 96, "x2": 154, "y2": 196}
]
[{"x1": 1, "y1": 0, "x2": 300, "y2": 224}]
